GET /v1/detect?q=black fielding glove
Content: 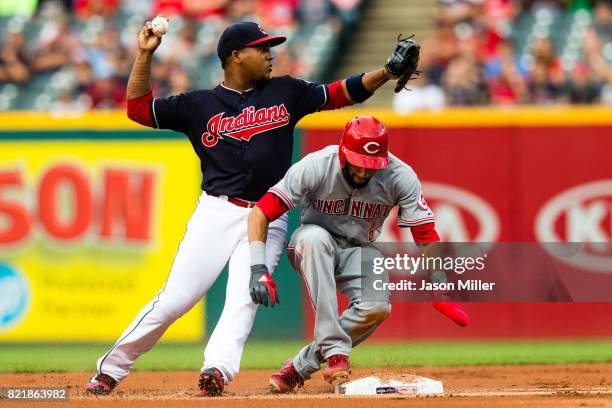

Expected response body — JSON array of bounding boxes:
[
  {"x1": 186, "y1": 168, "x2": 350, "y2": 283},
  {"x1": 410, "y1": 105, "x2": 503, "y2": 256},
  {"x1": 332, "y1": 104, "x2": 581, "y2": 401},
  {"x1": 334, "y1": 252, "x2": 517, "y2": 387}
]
[{"x1": 385, "y1": 34, "x2": 421, "y2": 93}]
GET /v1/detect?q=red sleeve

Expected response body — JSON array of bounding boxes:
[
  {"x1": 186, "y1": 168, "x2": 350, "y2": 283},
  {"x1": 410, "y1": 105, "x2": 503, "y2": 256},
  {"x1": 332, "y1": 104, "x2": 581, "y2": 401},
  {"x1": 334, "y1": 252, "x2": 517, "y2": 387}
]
[
  {"x1": 127, "y1": 91, "x2": 154, "y2": 127},
  {"x1": 320, "y1": 80, "x2": 354, "y2": 111},
  {"x1": 410, "y1": 222, "x2": 440, "y2": 243},
  {"x1": 256, "y1": 192, "x2": 290, "y2": 221}
]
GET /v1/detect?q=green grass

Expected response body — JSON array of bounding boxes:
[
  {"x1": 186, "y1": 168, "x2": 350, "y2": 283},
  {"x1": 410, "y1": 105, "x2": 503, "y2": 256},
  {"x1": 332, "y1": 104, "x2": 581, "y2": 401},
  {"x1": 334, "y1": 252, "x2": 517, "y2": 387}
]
[{"x1": 1, "y1": 340, "x2": 612, "y2": 373}]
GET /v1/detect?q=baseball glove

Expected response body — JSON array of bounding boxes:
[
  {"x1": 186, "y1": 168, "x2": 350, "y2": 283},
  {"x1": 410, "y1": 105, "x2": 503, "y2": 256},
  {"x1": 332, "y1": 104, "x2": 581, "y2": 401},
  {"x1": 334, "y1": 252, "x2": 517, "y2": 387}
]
[{"x1": 385, "y1": 34, "x2": 421, "y2": 93}]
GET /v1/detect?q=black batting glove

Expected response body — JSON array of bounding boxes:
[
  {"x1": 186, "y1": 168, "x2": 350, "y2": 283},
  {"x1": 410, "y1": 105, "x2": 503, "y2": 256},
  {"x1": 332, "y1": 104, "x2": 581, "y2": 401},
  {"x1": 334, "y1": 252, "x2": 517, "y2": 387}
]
[{"x1": 249, "y1": 264, "x2": 279, "y2": 307}]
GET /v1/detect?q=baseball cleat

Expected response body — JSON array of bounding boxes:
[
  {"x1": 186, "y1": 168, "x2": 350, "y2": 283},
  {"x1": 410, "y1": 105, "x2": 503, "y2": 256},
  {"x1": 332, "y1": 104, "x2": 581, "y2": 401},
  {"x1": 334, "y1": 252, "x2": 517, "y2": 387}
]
[
  {"x1": 85, "y1": 373, "x2": 117, "y2": 395},
  {"x1": 269, "y1": 359, "x2": 305, "y2": 393},
  {"x1": 199, "y1": 368, "x2": 225, "y2": 396},
  {"x1": 323, "y1": 354, "x2": 351, "y2": 384}
]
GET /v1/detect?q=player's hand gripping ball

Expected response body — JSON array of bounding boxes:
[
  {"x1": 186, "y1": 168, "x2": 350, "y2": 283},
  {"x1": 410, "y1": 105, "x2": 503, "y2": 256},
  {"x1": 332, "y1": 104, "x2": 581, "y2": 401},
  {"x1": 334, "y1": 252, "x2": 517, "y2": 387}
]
[
  {"x1": 151, "y1": 16, "x2": 169, "y2": 37},
  {"x1": 385, "y1": 35, "x2": 421, "y2": 93}
]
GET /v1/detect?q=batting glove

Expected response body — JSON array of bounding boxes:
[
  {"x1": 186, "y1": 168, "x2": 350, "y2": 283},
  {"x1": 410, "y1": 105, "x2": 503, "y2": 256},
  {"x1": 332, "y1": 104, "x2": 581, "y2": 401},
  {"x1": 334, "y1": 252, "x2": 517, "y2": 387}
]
[
  {"x1": 249, "y1": 264, "x2": 279, "y2": 307},
  {"x1": 428, "y1": 270, "x2": 469, "y2": 327},
  {"x1": 433, "y1": 300, "x2": 470, "y2": 327}
]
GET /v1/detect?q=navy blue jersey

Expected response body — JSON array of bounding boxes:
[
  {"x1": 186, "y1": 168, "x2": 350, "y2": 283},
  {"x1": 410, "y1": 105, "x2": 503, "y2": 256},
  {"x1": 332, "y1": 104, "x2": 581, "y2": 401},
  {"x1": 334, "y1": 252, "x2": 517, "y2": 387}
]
[{"x1": 151, "y1": 76, "x2": 328, "y2": 201}]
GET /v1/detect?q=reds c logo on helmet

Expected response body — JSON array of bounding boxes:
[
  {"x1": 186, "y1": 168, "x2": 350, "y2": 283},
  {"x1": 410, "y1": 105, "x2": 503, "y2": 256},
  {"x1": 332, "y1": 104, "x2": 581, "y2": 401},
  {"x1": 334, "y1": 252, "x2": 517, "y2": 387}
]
[
  {"x1": 339, "y1": 116, "x2": 389, "y2": 169},
  {"x1": 363, "y1": 142, "x2": 381, "y2": 154}
]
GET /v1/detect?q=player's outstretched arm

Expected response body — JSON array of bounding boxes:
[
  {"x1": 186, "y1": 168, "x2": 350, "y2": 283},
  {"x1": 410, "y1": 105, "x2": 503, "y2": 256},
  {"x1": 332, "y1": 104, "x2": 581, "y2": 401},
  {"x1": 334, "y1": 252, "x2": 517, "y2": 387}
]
[
  {"x1": 361, "y1": 36, "x2": 420, "y2": 94},
  {"x1": 297, "y1": 38, "x2": 419, "y2": 112},
  {"x1": 325, "y1": 69, "x2": 395, "y2": 108},
  {"x1": 332, "y1": 36, "x2": 420, "y2": 105},
  {"x1": 360, "y1": 68, "x2": 397, "y2": 93}
]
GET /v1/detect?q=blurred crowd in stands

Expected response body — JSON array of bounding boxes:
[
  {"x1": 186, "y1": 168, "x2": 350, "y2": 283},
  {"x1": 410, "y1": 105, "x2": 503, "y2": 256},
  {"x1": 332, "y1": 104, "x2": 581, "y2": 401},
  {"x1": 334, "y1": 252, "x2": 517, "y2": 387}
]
[
  {"x1": 0, "y1": 0, "x2": 359, "y2": 112},
  {"x1": 2, "y1": 0, "x2": 612, "y2": 112},
  {"x1": 394, "y1": 0, "x2": 612, "y2": 112}
]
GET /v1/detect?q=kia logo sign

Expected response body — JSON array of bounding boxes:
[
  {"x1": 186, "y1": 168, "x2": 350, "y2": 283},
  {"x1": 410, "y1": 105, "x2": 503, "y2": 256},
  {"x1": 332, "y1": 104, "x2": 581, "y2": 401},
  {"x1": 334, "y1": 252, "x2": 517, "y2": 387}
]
[
  {"x1": 535, "y1": 179, "x2": 612, "y2": 273},
  {"x1": 379, "y1": 182, "x2": 500, "y2": 243},
  {"x1": 363, "y1": 142, "x2": 380, "y2": 154}
]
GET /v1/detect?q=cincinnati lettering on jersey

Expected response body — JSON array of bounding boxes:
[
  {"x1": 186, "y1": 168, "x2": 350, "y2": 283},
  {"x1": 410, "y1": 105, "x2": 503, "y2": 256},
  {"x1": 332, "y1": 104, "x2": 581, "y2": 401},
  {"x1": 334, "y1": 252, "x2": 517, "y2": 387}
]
[
  {"x1": 201, "y1": 104, "x2": 291, "y2": 147},
  {"x1": 312, "y1": 198, "x2": 393, "y2": 220}
]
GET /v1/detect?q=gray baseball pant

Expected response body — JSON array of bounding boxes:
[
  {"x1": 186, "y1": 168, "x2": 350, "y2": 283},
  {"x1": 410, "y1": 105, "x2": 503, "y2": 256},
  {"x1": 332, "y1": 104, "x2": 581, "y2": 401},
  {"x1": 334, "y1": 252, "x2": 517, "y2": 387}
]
[{"x1": 286, "y1": 224, "x2": 391, "y2": 379}]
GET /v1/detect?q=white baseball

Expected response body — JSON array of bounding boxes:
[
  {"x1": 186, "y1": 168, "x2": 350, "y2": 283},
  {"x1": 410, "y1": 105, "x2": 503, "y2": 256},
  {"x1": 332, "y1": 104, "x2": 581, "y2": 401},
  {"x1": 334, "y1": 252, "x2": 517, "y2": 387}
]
[{"x1": 151, "y1": 16, "x2": 169, "y2": 37}]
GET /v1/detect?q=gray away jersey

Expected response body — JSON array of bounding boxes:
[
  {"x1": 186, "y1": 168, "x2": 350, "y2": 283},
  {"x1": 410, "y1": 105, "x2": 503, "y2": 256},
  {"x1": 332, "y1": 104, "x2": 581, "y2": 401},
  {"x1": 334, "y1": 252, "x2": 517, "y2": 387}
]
[{"x1": 269, "y1": 145, "x2": 434, "y2": 243}]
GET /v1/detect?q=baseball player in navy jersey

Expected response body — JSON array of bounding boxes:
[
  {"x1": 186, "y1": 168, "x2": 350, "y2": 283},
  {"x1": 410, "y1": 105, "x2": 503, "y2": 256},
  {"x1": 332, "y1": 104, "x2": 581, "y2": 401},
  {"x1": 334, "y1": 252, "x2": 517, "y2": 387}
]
[
  {"x1": 247, "y1": 116, "x2": 469, "y2": 393},
  {"x1": 85, "y1": 20, "x2": 419, "y2": 397}
]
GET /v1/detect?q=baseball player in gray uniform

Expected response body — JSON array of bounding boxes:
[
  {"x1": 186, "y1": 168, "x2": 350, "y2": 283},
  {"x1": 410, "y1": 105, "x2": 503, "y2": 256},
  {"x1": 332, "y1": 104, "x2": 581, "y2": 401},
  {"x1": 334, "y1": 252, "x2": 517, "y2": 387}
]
[{"x1": 246, "y1": 116, "x2": 469, "y2": 393}]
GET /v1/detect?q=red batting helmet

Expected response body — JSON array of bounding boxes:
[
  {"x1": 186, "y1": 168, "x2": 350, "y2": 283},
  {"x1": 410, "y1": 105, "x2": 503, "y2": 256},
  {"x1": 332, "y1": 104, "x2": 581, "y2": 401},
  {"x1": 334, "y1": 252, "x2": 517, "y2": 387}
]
[{"x1": 339, "y1": 116, "x2": 389, "y2": 169}]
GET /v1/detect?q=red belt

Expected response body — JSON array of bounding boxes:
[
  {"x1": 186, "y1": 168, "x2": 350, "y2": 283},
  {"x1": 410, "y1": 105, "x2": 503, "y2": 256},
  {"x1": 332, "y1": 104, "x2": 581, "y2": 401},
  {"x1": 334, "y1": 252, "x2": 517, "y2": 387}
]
[{"x1": 207, "y1": 192, "x2": 256, "y2": 208}]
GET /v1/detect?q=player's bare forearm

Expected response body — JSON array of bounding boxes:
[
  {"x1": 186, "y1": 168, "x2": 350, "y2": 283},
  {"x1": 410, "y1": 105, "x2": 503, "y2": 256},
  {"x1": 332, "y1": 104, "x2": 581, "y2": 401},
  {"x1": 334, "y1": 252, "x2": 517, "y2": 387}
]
[
  {"x1": 362, "y1": 68, "x2": 396, "y2": 92},
  {"x1": 338, "y1": 68, "x2": 397, "y2": 104},
  {"x1": 126, "y1": 51, "x2": 154, "y2": 100},
  {"x1": 248, "y1": 206, "x2": 270, "y2": 243},
  {"x1": 126, "y1": 20, "x2": 162, "y2": 100}
]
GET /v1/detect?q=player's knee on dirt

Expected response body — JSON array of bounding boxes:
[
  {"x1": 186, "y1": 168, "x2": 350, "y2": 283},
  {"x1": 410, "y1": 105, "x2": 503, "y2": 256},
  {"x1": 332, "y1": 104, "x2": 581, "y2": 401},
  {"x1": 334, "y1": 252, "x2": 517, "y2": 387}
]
[
  {"x1": 296, "y1": 225, "x2": 335, "y2": 255},
  {"x1": 354, "y1": 301, "x2": 391, "y2": 325}
]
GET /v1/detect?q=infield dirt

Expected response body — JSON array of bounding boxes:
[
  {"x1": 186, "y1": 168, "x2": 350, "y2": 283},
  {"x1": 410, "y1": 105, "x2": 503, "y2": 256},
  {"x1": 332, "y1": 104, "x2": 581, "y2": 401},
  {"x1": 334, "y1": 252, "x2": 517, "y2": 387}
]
[{"x1": 2, "y1": 364, "x2": 612, "y2": 407}]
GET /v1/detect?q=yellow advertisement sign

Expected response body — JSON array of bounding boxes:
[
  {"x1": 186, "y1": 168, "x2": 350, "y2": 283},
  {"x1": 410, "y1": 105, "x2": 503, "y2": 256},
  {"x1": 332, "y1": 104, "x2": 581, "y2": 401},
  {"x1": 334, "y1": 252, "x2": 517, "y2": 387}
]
[{"x1": 0, "y1": 137, "x2": 203, "y2": 341}]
